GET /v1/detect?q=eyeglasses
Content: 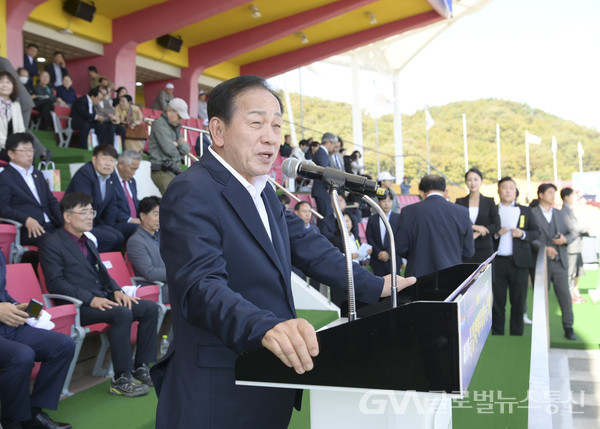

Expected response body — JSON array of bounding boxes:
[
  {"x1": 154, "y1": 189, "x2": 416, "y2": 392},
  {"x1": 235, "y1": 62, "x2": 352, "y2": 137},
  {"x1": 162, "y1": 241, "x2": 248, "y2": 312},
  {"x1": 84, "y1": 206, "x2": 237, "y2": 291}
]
[
  {"x1": 68, "y1": 210, "x2": 97, "y2": 218},
  {"x1": 13, "y1": 149, "x2": 34, "y2": 153}
]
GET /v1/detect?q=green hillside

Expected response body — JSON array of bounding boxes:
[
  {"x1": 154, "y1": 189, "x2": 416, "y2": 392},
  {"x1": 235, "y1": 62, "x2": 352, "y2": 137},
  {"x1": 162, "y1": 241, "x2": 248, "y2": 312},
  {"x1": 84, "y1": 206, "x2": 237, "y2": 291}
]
[{"x1": 281, "y1": 94, "x2": 600, "y2": 185}]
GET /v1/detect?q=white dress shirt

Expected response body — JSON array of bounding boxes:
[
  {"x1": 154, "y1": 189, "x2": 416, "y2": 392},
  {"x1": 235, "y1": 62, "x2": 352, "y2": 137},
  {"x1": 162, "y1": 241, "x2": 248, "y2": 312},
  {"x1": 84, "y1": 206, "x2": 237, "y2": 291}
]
[
  {"x1": 497, "y1": 203, "x2": 520, "y2": 256},
  {"x1": 209, "y1": 146, "x2": 272, "y2": 241}
]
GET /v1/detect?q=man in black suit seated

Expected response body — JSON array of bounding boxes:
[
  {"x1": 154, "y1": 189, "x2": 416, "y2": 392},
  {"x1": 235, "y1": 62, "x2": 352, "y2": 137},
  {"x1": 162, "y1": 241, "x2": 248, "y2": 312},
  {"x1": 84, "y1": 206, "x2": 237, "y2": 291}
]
[
  {"x1": 111, "y1": 149, "x2": 142, "y2": 240},
  {"x1": 65, "y1": 144, "x2": 124, "y2": 252},
  {"x1": 70, "y1": 87, "x2": 114, "y2": 149},
  {"x1": 492, "y1": 177, "x2": 540, "y2": 336},
  {"x1": 0, "y1": 133, "x2": 63, "y2": 246},
  {"x1": 0, "y1": 250, "x2": 75, "y2": 429},
  {"x1": 397, "y1": 174, "x2": 474, "y2": 277},
  {"x1": 39, "y1": 193, "x2": 158, "y2": 397}
]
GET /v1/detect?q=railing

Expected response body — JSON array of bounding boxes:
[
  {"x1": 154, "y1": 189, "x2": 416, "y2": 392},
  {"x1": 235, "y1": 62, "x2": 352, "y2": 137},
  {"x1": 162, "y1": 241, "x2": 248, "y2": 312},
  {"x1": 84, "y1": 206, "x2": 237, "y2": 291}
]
[{"x1": 528, "y1": 250, "x2": 552, "y2": 428}]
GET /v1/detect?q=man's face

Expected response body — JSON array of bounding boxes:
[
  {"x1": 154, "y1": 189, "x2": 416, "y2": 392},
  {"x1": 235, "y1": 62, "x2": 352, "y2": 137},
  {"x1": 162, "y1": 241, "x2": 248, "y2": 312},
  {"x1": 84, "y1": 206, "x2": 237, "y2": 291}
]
[
  {"x1": 140, "y1": 206, "x2": 160, "y2": 232},
  {"x1": 117, "y1": 160, "x2": 140, "y2": 181},
  {"x1": 199, "y1": 94, "x2": 207, "y2": 101},
  {"x1": 379, "y1": 197, "x2": 392, "y2": 214},
  {"x1": 539, "y1": 188, "x2": 556, "y2": 206},
  {"x1": 39, "y1": 72, "x2": 50, "y2": 85},
  {"x1": 165, "y1": 88, "x2": 174, "y2": 95},
  {"x1": 26, "y1": 46, "x2": 38, "y2": 58},
  {"x1": 92, "y1": 153, "x2": 117, "y2": 177},
  {"x1": 498, "y1": 180, "x2": 517, "y2": 204},
  {"x1": 8, "y1": 142, "x2": 34, "y2": 169},
  {"x1": 64, "y1": 203, "x2": 94, "y2": 234},
  {"x1": 284, "y1": 135, "x2": 291, "y2": 144},
  {"x1": 54, "y1": 54, "x2": 65, "y2": 66},
  {"x1": 211, "y1": 88, "x2": 282, "y2": 182},
  {"x1": 323, "y1": 140, "x2": 335, "y2": 154},
  {"x1": 333, "y1": 141, "x2": 341, "y2": 154},
  {"x1": 336, "y1": 194, "x2": 347, "y2": 210},
  {"x1": 296, "y1": 204, "x2": 312, "y2": 225},
  {"x1": 166, "y1": 108, "x2": 181, "y2": 126}
]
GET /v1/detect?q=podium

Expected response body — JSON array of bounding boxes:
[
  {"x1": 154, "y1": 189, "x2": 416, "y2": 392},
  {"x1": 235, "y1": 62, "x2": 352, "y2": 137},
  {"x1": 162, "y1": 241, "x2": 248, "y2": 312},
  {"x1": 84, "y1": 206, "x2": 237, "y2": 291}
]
[{"x1": 236, "y1": 262, "x2": 493, "y2": 428}]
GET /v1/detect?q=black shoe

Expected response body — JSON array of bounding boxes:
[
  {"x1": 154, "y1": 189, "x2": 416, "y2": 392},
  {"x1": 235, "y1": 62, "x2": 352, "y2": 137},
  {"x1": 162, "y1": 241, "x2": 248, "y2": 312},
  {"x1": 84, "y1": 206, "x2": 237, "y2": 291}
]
[
  {"x1": 0, "y1": 416, "x2": 22, "y2": 429},
  {"x1": 110, "y1": 374, "x2": 150, "y2": 397},
  {"x1": 564, "y1": 328, "x2": 577, "y2": 341},
  {"x1": 21, "y1": 411, "x2": 71, "y2": 429},
  {"x1": 132, "y1": 364, "x2": 154, "y2": 387}
]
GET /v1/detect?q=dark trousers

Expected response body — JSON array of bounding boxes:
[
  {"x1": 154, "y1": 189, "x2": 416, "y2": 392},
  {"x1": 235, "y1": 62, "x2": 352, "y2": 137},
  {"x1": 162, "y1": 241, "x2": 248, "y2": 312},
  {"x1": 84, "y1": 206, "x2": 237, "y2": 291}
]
[
  {"x1": 548, "y1": 258, "x2": 574, "y2": 329},
  {"x1": 113, "y1": 221, "x2": 139, "y2": 241},
  {"x1": 92, "y1": 225, "x2": 125, "y2": 252},
  {"x1": 80, "y1": 299, "x2": 158, "y2": 374},
  {"x1": 0, "y1": 324, "x2": 75, "y2": 421},
  {"x1": 74, "y1": 120, "x2": 114, "y2": 149},
  {"x1": 33, "y1": 98, "x2": 54, "y2": 130},
  {"x1": 492, "y1": 256, "x2": 528, "y2": 335}
]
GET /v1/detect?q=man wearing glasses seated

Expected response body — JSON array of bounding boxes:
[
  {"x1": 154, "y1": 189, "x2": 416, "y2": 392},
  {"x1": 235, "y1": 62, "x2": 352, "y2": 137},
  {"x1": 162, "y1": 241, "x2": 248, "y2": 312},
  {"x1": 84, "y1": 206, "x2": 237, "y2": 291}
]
[
  {"x1": 0, "y1": 133, "x2": 63, "y2": 246},
  {"x1": 39, "y1": 193, "x2": 159, "y2": 397}
]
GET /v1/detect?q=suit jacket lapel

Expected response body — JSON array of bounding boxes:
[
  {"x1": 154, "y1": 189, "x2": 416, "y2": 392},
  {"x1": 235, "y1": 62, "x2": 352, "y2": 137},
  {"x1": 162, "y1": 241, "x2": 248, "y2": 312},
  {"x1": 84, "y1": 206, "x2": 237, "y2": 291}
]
[
  {"x1": 8, "y1": 166, "x2": 41, "y2": 207},
  {"x1": 58, "y1": 229, "x2": 98, "y2": 277}
]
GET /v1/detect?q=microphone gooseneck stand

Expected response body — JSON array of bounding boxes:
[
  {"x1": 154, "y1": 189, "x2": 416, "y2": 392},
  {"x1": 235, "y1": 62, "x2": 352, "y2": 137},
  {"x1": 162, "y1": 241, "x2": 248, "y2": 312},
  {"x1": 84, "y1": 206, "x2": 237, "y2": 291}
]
[
  {"x1": 361, "y1": 195, "x2": 398, "y2": 309},
  {"x1": 329, "y1": 186, "x2": 357, "y2": 322}
]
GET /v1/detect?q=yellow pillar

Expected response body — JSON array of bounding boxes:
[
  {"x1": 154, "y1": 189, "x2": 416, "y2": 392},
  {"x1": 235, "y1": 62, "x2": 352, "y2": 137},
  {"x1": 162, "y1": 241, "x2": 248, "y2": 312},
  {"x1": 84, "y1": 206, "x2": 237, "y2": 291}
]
[{"x1": 0, "y1": 0, "x2": 7, "y2": 58}]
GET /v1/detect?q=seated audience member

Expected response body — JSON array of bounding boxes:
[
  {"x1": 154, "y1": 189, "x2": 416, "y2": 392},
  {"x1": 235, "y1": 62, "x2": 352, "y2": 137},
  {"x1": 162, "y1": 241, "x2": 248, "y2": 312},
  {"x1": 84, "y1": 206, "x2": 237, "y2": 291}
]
[
  {"x1": 111, "y1": 149, "x2": 142, "y2": 240},
  {"x1": 294, "y1": 201, "x2": 319, "y2": 233},
  {"x1": 366, "y1": 192, "x2": 401, "y2": 276},
  {"x1": 492, "y1": 177, "x2": 540, "y2": 336},
  {"x1": 0, "y1": 133, "x2": 63, "y2": 246},
  {"x1": 17, "y1": 67, "x2": 30, "y2": 90},
  {"x1": 23, "y1": 43, "x2": 39, "y2": 91},
  {"x1": 87, "y1": 66, "x2": 113, "y2": 91},
  {"x1": 320, "y1": 193, "x2": 358, "y2": 240},
  {"x1": 39, "y1": 192, "x2": 158, "y2": 397},
  {"x1": 152, "y1": 83, "x2": 174, "y2": 112},
  {"x1": 0, "y1": 251, "x2": 75, "y2": 429},
  {"x1": 0, "y1": 71, "x2": 26, "y2": 160},
  {"x1": 55, "y1": 75, "x2": 77, "y2": 107},
  {"x1": 397, "y1": 175, "x2": 474, "y2": 277},
  {"x1": 70, "y1": 87, "x2": 114, "y2": 149},
  {"x1": 114, "y1": 94, "x2": 145, "y2": 152},
  {"x1": 348, "y1": 150, "x2": 363, "y2": 175},
  {"x1": 96, "y1": 86, "x2": 125, "y2": 143},
  {"x1": 148, "y1": 98, "x2": 190, "y2": 195},
  {"x1": 65, "y1": 144, "x2": 124, "y2": 252},
  {"x1": 305, "y1": 140, "x2": 319, "y2": 161},
  {"x1": 126, "y1": 196, "x2": 169, "y2": 303},
  {"x1": 0, "y1": 58, "x2": 51, "y2": 161},
  {"x1": 279, "y1": 134, "x2": 292, "y2": 157},
  {"x1": 290, "y1": 139, "x2": 308, "y2": 161},
  {"x1": 278, "y1": 193, "x2": 291, "y2": 211},
  {"x1": 332, "y1": 210, "x2": 370, "y2": 263},
  {"x1": 44, "y1": 52, "x2": 69, "y2": 90},
  {"x1": 31, "y1": 71, "x2": 56, "y2": 132},
  {"x1": 112, "y1": 86, "x2": 127, "y2": 108}
]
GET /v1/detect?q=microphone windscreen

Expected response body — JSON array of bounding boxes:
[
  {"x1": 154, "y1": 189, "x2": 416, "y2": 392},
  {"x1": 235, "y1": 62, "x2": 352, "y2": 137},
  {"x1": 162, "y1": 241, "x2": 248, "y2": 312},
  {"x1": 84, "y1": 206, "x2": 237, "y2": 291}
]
[{"x1": 281, "y1": 158, "x2": 299, "y2": 178}]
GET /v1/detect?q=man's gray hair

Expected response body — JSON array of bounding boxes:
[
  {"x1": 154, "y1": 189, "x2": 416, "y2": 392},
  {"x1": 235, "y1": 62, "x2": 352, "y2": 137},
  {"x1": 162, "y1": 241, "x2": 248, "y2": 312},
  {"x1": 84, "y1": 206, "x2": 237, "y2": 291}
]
[
  {"x1": 119, "y1": 149, "x2": 143, "y2": 164},
  {"x1": 321, "y1": 132, "x2": 338, "y2": 144}
]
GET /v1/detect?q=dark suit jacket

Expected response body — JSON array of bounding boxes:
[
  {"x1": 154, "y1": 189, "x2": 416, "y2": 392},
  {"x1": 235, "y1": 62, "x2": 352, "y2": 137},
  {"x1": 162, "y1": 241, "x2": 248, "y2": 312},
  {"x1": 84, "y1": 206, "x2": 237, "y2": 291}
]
[
  {"x1": 23, "y1": 53, "x2": 38, "y2": 89},
  {"x1": 111, "y1": 171, "x2": 138, "y2": 223},
  {"x1": 455, "y1": 194, "x2": 500, "y2": 261},
  {"x1": 494, "y1": 204, "x2": 540, "y2": 269},
  {"x1": 0, "y1": 164, "x2": 63, "y2": 234},
  {"x1": 0, "y1": 252, "x2": 16, "y2": 305},
  {"x1": 43, "y1": 63, "x2": 69, "y2": 88},
  {"x1": 152, "y1": 150, "x2": 384, "y2": 428},
  {"x1": 397, "y1": 194, "x2": 474, "y2": 277},
  {"x1": 65, "y1": 162, "x2": 118, "y2": 227},
  {"x1": 70, "y1": 95, "x2": 97, "y2": 129},
  {"x1": 366, "y1": 212, "x2": 402, "y2": 276},
  {"x1": 531, "y1": 206, "x2": 573, "y2": 271},
  {"x1": 310, "y1": 146, "x2": 332, "y2": 212},
  {"x1": 39, "y1": 228, "x2": 120, "y2": 305}
]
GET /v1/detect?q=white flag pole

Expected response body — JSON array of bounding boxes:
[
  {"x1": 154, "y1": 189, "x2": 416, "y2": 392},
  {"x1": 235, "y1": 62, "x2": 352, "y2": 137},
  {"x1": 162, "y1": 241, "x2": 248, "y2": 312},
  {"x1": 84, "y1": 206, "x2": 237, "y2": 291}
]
[
  {"x1": 578, "y1": 141, "x2": 584, "y2": 173},
  {"x1": 496, "y1": 123, "x2": 501, "y2": 181},
  {"x1": 462, "y1": 114, "x2": 468, "y2": 172},
  {"x1": 551, "y1": 136, "x2": 558, "y2": 185},
  {"x1": 425, "y1": 109, "x2": 430, "y2": 174},
  {"x1": 525, "y1": 131, "x2": 531, "y2": 202}
]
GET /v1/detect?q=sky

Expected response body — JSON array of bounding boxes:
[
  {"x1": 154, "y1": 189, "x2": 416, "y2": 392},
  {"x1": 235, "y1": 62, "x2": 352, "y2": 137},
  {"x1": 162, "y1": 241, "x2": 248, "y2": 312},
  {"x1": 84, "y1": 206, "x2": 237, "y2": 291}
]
[{"x1": 268, "y1": 0, "x2": 600, "y2": 131}]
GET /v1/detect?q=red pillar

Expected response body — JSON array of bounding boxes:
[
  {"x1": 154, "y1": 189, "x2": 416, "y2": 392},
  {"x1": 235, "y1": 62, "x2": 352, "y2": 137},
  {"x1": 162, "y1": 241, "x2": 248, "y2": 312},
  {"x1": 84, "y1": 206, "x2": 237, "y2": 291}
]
[{"x1": 5, "y1": 0, "x2": 46, "y2": 66}]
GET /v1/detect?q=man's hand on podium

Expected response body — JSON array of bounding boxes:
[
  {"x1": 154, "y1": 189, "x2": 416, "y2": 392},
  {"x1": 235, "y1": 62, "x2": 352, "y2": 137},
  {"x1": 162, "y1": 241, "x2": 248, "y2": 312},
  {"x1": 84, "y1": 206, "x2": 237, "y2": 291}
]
[
  {"x1": 262, "y1": 318, "x2": 319, "y2": 375},
  {"x1": 380, "y1": 274, "x2": 416, "y2": 298}
]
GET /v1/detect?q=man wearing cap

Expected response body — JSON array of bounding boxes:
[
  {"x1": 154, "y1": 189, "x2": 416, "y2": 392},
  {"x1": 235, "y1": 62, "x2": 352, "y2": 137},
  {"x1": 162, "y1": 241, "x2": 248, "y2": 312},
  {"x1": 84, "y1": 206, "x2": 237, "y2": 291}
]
[
  {"x1": 152, "y1": 83, "x2": 175, "y2": 113},
  {"x1": 197, "y1": 90, "x2": 208, "y2": 120},
  {"x1": 148, "y1": 98, "x2": 191, "y2": 195},
  {"x1": 377, "y1": 171, "x2": 400, "y2": 214}
]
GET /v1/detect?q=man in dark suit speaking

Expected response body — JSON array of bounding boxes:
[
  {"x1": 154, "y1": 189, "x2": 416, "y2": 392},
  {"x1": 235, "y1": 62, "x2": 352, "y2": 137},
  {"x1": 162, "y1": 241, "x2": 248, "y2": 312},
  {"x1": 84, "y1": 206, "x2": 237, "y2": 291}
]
[
  {"x1": 151, "y1": 75, "x2": 416, "y2": 428},
  {"x1": 397, "y1": 174, "x2": 474, "y2": 277}
]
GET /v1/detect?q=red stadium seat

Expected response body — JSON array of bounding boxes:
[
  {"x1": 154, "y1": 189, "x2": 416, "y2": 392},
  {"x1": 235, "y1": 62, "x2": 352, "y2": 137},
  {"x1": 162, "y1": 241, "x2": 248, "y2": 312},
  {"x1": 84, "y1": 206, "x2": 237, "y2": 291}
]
[
  {"x1": 7, "y1": 263, "x2": 82, "y2": 396},
  {"x1": 52, "y1": 191, "x2": 65, "y2": 202}
]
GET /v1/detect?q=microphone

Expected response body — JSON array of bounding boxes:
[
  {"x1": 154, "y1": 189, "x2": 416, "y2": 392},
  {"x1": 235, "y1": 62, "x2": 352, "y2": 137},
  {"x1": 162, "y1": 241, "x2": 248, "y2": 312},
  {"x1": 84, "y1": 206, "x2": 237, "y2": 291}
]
[{"x1": 282, "y1": 158, "x2": 388, "y2": 198}]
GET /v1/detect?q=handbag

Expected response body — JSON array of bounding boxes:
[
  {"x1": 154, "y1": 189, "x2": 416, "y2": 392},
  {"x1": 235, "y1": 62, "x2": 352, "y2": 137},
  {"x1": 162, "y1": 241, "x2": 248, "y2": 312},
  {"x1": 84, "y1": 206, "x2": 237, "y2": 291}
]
[
  {"x1": 37, "y1": 161, "x2": 61, "y2": 191},
  {"x1": 125, "y1": 123, "x2": 149, "y2": 140}
]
